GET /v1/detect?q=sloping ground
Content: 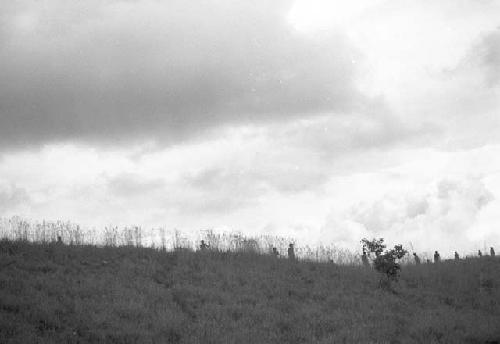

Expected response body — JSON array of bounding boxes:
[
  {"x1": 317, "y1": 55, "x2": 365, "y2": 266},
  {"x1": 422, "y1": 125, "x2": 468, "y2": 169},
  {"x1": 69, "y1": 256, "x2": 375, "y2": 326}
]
[{"x1": 1, "y1": 240, "x2": 499, "y2": 343}]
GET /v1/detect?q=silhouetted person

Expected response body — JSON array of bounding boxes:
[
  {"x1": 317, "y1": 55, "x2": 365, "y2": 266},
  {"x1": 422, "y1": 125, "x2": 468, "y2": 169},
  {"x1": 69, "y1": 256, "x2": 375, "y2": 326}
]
[
  {"x1": 478, "y1": 249, "x2": 482, "y2": 258},
  {"x1": 434, "y1": 251, "x2": 441, "y2": 263},
  {"x1": 413, "y1": 252, "x2": 421, "y2": 265},
  {"x1": 361, "y1": 251, "x2": 370, "y2": 267},
  {"x1": 287, "y1": 243, "x2": 295, "y2": 260},
  {"x1": 454, "y1": 251, "x2": 460, "y2": 261},
  {"x1": 57, "y1": 236, "x2": 63, "y2": 244},
  {"x1": 199, "y1": 240, "x2": 210, "y2": 251},
  {"x1": 490, "y1": 247, "x2": 495, "y2": 257},
  {"x1": 272, "y1": 247, "x2": 279, "y2": 257}
]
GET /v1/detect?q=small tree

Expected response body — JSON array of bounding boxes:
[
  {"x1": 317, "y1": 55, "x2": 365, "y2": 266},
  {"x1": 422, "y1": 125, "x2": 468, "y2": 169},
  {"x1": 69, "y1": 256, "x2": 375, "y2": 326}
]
[
  {"x1": 361, "y1": 237, "x2": 386, "y2": 256},
  {"x1": 361, "y1": 238, "x2": 408, "y2": 289}
]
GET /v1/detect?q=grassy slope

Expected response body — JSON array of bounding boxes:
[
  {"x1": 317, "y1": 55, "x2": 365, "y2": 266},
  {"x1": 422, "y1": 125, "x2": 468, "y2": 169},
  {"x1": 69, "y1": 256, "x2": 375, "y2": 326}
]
[{"x1": 1, "y1": 240, "x2": 499, "y2": 344}]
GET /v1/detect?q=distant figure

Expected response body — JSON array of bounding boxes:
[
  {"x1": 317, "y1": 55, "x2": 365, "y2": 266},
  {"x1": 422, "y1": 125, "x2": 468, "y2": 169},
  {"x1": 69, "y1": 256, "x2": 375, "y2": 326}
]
[
  {"x1": 57, "y1": 236, "x2": 63, "y2": 244},
  {"x1": 490, "y1": 247, "x2": 495, "y2": 257},
  {"x1": 287, "y1": 243, "x2": 296, "y2": 260},
  {"x1": 426, "y1": 259, "x2": 431, "y2": 264},
  {"x1": 199, "y1": 240, "x2": 210, "y2": 251},
  {"x1": 361, "y1": 251, "x2": 370, "y2": 267},
  {"x1": 454, "y1": 251, "x2": 460, "y2": 261},
  {"x1": 272, "y1": 247, "x2": 279, "y2": 257},
  {"x1": 478, "y1": 250, "x2": 483, "y2": 258},
  {"x1": 413, "y1": 252, "x2": 421, "y2": 265},
  {"x1": 434, "y1": 251, "x2": 441, "y2": 263}
]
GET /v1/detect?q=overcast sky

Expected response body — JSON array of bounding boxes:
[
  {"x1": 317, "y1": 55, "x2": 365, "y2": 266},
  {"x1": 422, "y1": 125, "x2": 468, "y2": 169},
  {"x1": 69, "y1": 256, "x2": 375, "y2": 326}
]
[{"x1": 1, "y1": 0, "x2": 500, "y2": 254}]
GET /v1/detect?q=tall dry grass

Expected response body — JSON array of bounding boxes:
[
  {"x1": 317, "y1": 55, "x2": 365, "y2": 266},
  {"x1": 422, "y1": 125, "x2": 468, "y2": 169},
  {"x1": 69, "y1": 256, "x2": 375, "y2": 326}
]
[{"x1": 0, "y1": 216, "x2": 361, "y2": 264}]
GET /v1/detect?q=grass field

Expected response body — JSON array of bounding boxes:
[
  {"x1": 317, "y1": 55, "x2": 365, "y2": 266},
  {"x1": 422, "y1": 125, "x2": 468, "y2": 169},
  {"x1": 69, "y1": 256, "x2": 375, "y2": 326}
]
[{"x1": 1, "y1": 239, "x2": 499, "y2": 343}]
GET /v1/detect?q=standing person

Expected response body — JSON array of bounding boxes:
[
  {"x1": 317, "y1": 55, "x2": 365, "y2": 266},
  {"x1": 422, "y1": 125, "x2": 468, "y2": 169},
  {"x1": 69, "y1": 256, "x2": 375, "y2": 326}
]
[
  {"x1": 490, "y1": 247, "x2": 495, "y2": 257},
  {"x1": 454, "y1": 251, "x2": 460, "y2": 261},
  {"x1": 478, "y1": 250, "x2": 483, "y2": 258},
  {"x1": 413, "y1": 252, "x2": 421, "y2": 265},
  {"x1": 199, "y1": 240, "x2": 210, "y2": 251},
  {"x1": 434, "y1": 251, "x2": 441, "y2": 263},
  {"x1": 287, "y1": 243, "x2": 296, "y2": 260},
  {"x1": 361, "y1": 251, "x2": 370, "y2": 267},
  {"x1": 272, "y1": 247, "x2": 279, "y2": 257}
]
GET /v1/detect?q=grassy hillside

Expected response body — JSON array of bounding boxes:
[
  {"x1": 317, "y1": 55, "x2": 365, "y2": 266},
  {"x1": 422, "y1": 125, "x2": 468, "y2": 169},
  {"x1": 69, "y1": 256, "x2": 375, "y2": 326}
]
[{"x1": 1, "y1": 240, "x2": 499, "y2": 343}]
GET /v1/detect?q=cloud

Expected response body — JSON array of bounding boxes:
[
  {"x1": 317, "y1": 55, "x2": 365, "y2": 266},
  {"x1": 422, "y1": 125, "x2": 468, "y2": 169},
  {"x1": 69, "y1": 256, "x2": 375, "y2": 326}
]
[
  {"x1": 460, "y1": 27, "x2": 500, "y2": 87},
  {"x1": 0, "y1": 182, "x2": 30, "y2": 214},
  {"x1": 481, "y1": 28, "x2": 500, "y2": 87},
  {"x1": 381, "y1": 24, "x2": 500, "y2": 152},
  {"x1": 1, "y1": 0, "x2": 497, "y2": 155},
  {"x1": 100, "y1": 166, "x2": 265, "y2": 218},
  {"x1": 339, "y1": 178, "x2": 495, "y2": 253},
  {"x1": 172, "y1": 111, "x2": 425, "y2": 197},
  {"x1": 106, "y1": 173, "x2": 165, "y2": 198},
  {"x1": 0, "y1": 0, "x2": 361, "y2": 149}
]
